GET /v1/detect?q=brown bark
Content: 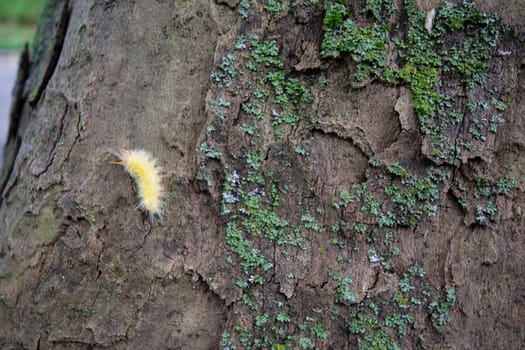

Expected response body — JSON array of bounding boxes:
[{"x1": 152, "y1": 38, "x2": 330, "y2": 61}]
[{"x1": 0, "y1": 0, "x2": 524, "y2": 349}]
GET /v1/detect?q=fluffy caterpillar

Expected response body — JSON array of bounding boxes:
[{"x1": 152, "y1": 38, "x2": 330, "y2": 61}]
[{"x1": 111, "y1": 149, "x2": 164, "y2": 221}]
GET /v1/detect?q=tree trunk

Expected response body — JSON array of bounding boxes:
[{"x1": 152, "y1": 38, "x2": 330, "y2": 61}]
[{"x1": 1, "y1": 0, "x2": 524, "y2": 349}]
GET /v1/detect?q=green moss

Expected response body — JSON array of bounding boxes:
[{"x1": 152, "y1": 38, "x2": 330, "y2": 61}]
[
  {"x1": 329, "y1": 272, "x2": 356, "y2": 304},
  {"x1": 210, "y1": 53, "x2": 237, "y2": 87},
  {"x1": 298, "y1": 337, "x2": 315, "y2": 349},
  {"x1": 495, "y1": 177, "x2": 517, "y2": 194},
  {"x1": 323, "y1": 2, "x2": 347, "y2": 30},
  {"x1": 210, "y1": 1, "x2": 515, "y2": 347},
  {"x1": 199, "y1": 142, "x2": 222, "y2": 160},
  {"x1": 36, "y1": 205, "x2": 61, "y2": 243},
  {"x1": 321, "y1": 4, "x2": 390, "y2": 81},
  {"x1": 321, "y1": 0, "x2": 508, "y2": 165},
  {"x1": 342, "y1": 263, "x2": 452, "y2": 349},
  {"x1": 361, "y1": 0, "x2": 396, "y2": 21},
  {"x1": 452, "y1": 175, "x2": 517, "y2": 225},
  {"x1": 13, "y1": 204, "x2": 61, "y2": 245},
  {"x1": 384, "y1": 313, "x2": 413, "y2": 336},
  {"x1": 220, "y1": 332, "x2": 237, "y2": 350},
  {"x1": 247, "y1": 39, "x2": 283, "y2": 69},
  {"x1": 264, "y1": 0, "x2": 283, "y2": 14},
  {"x1": 226, "y1": 222, "x2": 274, "y2": 274},
  {"x1": 429, "y1": 287, "x2": 456, "y2": 331},
  {"x1": 218, "y1": 33, "x2": 312, "y2": 134}
]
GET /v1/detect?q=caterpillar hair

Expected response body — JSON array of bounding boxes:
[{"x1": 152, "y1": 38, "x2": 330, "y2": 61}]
[{"x1": 111, "y1": 149, "x2": 164, "y2": 222}]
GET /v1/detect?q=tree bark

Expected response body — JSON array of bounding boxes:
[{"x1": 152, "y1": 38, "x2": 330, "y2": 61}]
[{"x1": 1, "y1": 0, "x2": 524, "y2": 349}]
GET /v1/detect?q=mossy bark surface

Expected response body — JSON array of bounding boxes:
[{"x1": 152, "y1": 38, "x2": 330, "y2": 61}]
[{"x1": 1, "y1": 1, "x2": 524, "y2": 349}]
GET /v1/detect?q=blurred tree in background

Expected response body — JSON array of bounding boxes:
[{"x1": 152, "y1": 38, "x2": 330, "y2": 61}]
[{"x1": 0, "y1": 0, "x2": 46, "y2": 50}]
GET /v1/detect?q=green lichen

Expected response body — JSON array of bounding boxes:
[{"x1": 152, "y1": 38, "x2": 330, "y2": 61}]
[
  {"x1": 36, "y1": 205, "x2": 61, "y2": 243},
  {"x1": 321, "y1": 3, "x2": 390, "y2": 81},
  {"x1": 264, "y1": 0, "x2": 283, "y2": 14},
  {"x1": 207, "y1": 1, "x2": 515, "y2": 348},
  {"x1": 321, "y1": 0, "x2": 510, "y2": 165},
  {"x1": 361, "y1": 0, "x2": 396, "y2": 21}
]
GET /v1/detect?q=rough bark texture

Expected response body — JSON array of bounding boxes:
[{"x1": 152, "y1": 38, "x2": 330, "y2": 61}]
[{"x1": 0, "y1": 0, "x2": 524, "y2": 349}]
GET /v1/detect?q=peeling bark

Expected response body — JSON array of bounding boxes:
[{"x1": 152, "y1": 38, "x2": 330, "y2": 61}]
[{"x1": 1, "y1": 0, "x2": 524, "y2": 349}]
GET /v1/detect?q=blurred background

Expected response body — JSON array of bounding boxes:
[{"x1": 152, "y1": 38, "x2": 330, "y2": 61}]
[{"x1": 0, "y1": 0, "x2": 46, "y2": 161}]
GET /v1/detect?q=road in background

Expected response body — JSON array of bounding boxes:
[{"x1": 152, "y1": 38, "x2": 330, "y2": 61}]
[{"x1": 0, "y1": 52, "x2": 19, "y2": 162}]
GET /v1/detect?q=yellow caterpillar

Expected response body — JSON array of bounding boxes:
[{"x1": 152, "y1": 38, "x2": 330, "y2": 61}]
[{"x1": 111, "y1": 149, "x2": 164, "y2": 221}]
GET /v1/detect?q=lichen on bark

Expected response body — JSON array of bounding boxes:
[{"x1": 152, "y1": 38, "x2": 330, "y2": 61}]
[{"x1": 1, "y1": 0, "x2": 524, "y2": 349}]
